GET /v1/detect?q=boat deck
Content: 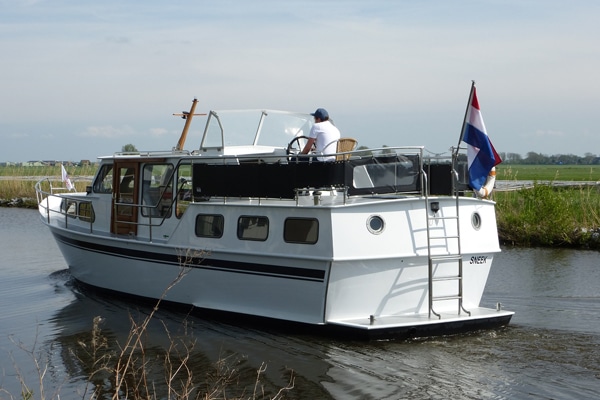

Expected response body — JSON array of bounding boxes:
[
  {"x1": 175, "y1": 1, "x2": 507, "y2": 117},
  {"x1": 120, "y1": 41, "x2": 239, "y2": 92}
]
[{"x1": 327, "y1": 307, "x2": 514, "y2": 339}]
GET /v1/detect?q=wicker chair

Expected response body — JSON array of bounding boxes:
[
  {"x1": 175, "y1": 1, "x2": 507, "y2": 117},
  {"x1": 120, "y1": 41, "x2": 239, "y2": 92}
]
[{"x1": 335, "y1": 138, "x2": 358, "y2": 161}]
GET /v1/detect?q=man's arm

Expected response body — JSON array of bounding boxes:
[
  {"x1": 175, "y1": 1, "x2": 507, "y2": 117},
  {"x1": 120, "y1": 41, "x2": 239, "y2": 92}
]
[{"x1": 301, "y1": 138, "x2": 316, "y2": 154}]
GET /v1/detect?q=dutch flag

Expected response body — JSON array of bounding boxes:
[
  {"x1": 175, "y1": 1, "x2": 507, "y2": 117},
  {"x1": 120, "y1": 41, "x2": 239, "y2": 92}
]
[{"x1": 462, "y1": 86, "x2": 501, "y2": 191}]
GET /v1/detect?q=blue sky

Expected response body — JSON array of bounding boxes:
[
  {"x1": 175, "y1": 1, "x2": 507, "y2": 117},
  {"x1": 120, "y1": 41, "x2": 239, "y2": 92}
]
[{"x1": 1, "y1": 0, "x2": 599, "y2": 162}]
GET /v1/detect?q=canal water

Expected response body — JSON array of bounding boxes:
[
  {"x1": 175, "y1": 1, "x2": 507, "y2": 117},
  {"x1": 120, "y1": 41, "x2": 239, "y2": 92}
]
[{"x1": 1, "y1": 207, "x2": 599, "y2": 399}]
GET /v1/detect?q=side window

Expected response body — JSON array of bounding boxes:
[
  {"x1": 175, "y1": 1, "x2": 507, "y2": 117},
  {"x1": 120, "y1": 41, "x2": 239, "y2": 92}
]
[
  {"x1": 237, "y1": 216, "x2": 268, "y2": 241},
  {"x1": 79, "y1": 202, "x2": 95, "y2": 223},
  {"x1": 284, "y1": 218, "x2": 319, "y2": 244},
  {"x1": 195, "y1": 214, "x2": 224, "y2": 238},
  {"x1": 141, "y1": 164, "x2": 174, "y2": 217},
  {"x1": 92, "y1": 164, "x2": 113, "y2": 193},
  {"x1": 176, "y1": 163, "x2": 192, "y2": 218},
  {"x1": 63, "y1": 199, "x2": 78, "y2": 218}
]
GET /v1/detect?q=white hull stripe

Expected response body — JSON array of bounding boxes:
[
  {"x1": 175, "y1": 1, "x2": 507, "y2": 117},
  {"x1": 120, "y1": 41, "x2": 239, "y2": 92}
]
[{"x1": 53, "y1": 233, "x2": 326, "y2": 282}]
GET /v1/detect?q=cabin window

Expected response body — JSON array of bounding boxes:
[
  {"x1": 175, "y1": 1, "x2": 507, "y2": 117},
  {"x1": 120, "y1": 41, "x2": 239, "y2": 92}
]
[
  {"x1": 79, "y1": 202, "x2": 95, "y2": 223},
  {"x1": 176, "y1": 163, "x2": 193, "y2": 218},
  {"x1": 367, "y1": 215, "x2": 385, "y2": 234},
  {"x1": 141, "y1": 164, "x2": 174, "y2": 218},
  {"x1": 62, "y1": 199, "x2": 78, "y2": 218},
  {"x1": 195, "y1": 214, "x2": 224, "y2": 238},
  {"x1": 93, "y1": 164, "x2": 113, "y2": 193},
  {"x1": 237, "y1": 216, "x2": 269, "y2": 241},
  {"x1": 284, "y1": 218, "x2": 319, "y2": 244}
]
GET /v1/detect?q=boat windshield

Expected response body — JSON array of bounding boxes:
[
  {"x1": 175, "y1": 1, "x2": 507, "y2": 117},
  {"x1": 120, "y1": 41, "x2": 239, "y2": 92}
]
[{"x1": 200, "y1": 110, "x2": 313, "y2": 149}]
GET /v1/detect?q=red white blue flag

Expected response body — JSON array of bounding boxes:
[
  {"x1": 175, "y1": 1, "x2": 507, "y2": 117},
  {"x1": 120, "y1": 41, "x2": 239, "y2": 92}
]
[{"x1": 462, "y1": 85, "x2": 501, "y2": 191}]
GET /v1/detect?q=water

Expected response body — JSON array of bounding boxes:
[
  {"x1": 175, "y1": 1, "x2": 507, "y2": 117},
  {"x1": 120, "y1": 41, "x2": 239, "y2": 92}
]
[{"x1": 1, "y1": 207, "x2": 599, "y2": 399}]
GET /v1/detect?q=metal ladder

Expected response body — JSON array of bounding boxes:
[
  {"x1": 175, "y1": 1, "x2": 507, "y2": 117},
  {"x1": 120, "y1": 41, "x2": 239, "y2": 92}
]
[{"x1": 425, "y1": 158, "x2": 471, "y2": 319}]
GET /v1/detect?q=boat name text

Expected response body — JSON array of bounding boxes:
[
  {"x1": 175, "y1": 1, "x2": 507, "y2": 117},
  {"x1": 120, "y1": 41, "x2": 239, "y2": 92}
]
[{"x1": 470, "y1": 256, "x2": 488, "y2": 264}]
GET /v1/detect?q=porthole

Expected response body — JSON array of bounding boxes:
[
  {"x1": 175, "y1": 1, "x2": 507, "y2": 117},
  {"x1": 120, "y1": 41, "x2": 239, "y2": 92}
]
[
  {"x1": 471, "y1": 212, "x2": 482, "y2": 230},
  {"x1": 367, "y1": 215, "x2": 385, "y2": 235}
]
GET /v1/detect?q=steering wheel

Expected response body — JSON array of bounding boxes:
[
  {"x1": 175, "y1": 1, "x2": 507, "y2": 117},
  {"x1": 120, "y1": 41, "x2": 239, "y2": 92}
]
[{"x1": 286, "y1": 135, "x2": 312, "y2": 155}]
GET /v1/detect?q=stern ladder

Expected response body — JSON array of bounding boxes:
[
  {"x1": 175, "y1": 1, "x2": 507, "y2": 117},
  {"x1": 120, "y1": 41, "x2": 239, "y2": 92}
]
[{"x1": 425, "y1": 157, "x2": 471, "y2": 319}]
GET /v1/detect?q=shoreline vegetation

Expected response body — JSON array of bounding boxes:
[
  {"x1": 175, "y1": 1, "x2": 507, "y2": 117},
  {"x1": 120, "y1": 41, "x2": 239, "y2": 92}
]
[{"x1": 2, "y1": 164, "x2": 600, "y2": 250}]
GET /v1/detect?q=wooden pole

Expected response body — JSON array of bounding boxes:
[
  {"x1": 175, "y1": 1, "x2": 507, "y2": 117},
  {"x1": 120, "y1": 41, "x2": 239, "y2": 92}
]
[{"x1": 175, "y1": 98, "x2": 199, "y2": 151}]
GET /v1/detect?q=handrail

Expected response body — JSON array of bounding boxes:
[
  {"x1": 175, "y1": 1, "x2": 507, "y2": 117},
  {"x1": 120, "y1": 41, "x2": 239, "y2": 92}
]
[{"x1": 35, "y1": 178, "x2": 95, "y2": 232}]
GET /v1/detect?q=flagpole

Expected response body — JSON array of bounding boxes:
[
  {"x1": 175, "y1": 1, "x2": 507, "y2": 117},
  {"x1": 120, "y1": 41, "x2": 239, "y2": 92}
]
[{"x1": 455, "y1": 80, "x2": 476, "y2": 158}]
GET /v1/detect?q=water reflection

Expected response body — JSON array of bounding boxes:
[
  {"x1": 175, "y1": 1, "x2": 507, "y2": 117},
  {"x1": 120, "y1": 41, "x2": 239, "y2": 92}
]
[{"x1": 48, "y1": 280, "x2": 331, "y2": 398}]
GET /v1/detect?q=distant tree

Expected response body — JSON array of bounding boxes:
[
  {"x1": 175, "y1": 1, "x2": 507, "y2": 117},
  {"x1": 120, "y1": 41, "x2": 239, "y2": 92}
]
[
  {"x1": 524, "y1": 152, "x2": 549, "y2": 165},
  {"x1": 356, "y1": 145, "x2": 373, "y2": 156},
  {"x1": 582, "y1": 152, "x2": 597, "y2": 165},
  {"x1": 504, "y1": 152, "x2": 522, "y2": 164},
  {"x1": 553, "y1": 154, "x2": 580, "y2": 165},
  {"x1": 122, "y1": 144, "x2": 138, "y2": 153}
]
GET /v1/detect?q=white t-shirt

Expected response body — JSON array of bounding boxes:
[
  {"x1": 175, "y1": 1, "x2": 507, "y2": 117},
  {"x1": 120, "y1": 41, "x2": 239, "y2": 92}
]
[{"x1": 309, "y1": 120, "x2": 341, "y2": 162}]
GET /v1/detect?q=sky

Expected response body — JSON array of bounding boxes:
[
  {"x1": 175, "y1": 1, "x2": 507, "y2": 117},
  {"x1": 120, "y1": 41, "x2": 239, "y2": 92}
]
[{"x1": 1, "y1": 0, "x2": 599, "y2": 162}]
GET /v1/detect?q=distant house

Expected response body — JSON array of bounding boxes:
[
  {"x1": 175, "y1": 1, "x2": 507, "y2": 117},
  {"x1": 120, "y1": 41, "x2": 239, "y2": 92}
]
[{"x1": 24, "y1": 161, "x2": 45, "y2": 167}]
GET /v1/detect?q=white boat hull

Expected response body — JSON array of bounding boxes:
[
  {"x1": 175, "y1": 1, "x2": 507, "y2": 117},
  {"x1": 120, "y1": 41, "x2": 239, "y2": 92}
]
[{"x1": 45, "y1": 194, "x2": 512, "y2": 337}]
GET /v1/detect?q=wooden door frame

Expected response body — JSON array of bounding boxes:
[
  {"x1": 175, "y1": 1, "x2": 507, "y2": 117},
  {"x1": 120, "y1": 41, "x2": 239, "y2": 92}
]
[{"x1": 111, "y1": 161, "x2": 141, "y2": 236}]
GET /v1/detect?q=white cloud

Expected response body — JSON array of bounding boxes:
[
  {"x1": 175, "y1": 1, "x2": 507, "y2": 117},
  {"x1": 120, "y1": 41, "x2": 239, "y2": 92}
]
[
  {"x1": 149, "y1": 128, "x2": 170, "y2": 137},
  {"x1": 8, "y1": 132, "x2": 30, "y2": 138},
  {"x1": 80, "y1": 125, "x2": 136, "y2": 138},
  {"x1": 533, "y1": 130, "x2": 565, "y2": 138}
]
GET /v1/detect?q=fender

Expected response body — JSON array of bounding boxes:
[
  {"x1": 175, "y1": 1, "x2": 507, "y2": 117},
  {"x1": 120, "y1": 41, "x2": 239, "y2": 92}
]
[{"x1": 476, "y1": 167, "x2": 496, "y2": 198}]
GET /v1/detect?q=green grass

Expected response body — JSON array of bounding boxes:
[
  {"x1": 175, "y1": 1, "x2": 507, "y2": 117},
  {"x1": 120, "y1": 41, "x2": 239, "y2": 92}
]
[
  {"x1": 0, "y1": 165, "x2": 96, "y2": 202},
  {"x1": 494, "y1": 183, "x2": 600, "y2": 248},
  {"x1": 493, "y1": 164, "x2": 600, "y2": 248},
  {"x1": 497, "y1": 164, "x2": 600, "y2": 181},
  {"x1": 0, "y1": 164, "x2": 98, "y2": 177}
]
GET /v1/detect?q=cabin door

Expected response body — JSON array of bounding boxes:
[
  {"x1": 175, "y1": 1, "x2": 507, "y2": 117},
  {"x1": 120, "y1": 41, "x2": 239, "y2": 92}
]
[{"x1": 111, "y1": 161, "x2": 140, "y2": 236}]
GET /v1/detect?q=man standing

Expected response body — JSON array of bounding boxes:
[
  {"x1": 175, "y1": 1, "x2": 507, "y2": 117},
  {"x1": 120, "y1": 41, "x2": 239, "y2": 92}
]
[{"x1": 301, "y1": 108, "x2": 341, "y2": 162}]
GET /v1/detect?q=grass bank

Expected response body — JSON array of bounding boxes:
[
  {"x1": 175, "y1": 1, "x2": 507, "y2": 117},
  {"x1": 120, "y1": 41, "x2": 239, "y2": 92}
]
[
  {"x1": 497, "y1": 164, "x2": 600, "y2": 181},
  {"x1": 494, "y1": 184, "x2": 600, "y2": 249},
  {"x1": 493, "y1": 164, "x2": 600, "y2": 249},
  {"x1": 0, "y1": 165, "x2": 95, "y2": 207}
]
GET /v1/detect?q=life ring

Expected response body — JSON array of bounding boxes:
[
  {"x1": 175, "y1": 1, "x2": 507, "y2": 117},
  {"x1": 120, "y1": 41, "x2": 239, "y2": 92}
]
[{"x1": 476, "y1": 167, "x2": 496, "y2": 198}]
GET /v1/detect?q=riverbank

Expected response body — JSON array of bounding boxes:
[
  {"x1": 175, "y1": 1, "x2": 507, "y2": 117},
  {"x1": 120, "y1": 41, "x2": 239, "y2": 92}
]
[
  {"x1": 495, "y1": 183, "x2": 600, "y2": 249},
  {"x1": 0, "y1": 197, "x2": 37, "y2": 208}
]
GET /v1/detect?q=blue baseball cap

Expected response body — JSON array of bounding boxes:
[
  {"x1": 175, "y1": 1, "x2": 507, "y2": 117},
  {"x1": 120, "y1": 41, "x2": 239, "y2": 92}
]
[{"x1": 311, "y1": 108, "x2": 329, "y2": 120}]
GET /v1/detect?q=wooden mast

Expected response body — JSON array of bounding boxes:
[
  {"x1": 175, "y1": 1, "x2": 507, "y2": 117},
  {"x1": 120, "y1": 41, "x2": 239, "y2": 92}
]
[{"x1": 174, "y1": 98, "x2": 205, "y2": 151}]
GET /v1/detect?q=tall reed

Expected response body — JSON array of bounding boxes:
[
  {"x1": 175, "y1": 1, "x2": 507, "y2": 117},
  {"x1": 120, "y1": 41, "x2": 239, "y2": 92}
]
[{"x1": 0, "y1": 165, "x2": 95, "y2": 200}]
